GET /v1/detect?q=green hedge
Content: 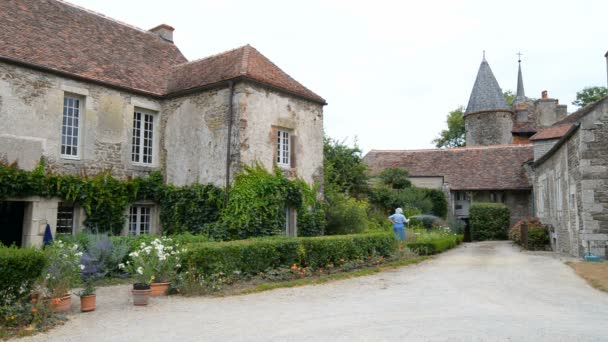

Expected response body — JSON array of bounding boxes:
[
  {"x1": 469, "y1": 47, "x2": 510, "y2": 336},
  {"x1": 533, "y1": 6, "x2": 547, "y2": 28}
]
[
  {"x1": 183, "y1": 233, "x2": 396, "y2": 276},
  {"x1": 470, "y1": 203, "x2": 510, "y2": 241},
  {"x1": 0, "y1": 246, "x2": 47, "y2": 304},
  {"x1": 406, "y1": 235, "x2": 463, "y2": 255}
]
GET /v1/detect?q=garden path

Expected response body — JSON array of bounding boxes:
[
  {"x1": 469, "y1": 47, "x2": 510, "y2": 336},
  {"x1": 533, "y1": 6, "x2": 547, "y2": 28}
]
[{"x1": 24, "y1": 241, "x2": 608, "y2": 341}]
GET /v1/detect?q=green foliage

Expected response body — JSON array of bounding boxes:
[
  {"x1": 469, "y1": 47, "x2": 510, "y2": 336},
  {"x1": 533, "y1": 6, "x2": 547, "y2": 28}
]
[
  {"x1": 509, "y1": 217, "x2": 549, "y2": 250},
  {"x1": 208, "y1": 164, "x2": 324, "y2": 240},
  {"x1": 325, "y1": 194, "x2": 369, "y2": 235},
  {"x1": 0, "y1": 246, "x2": 46, "y2": 305},
  {"x1": 504, "y1": 90, "x2": 515, "y2": 106},
  {"x1": 406, "y1": 234, "x2": 463, "y2": 255},
  {"x1": 42, "y1": 241, "x2": 82, "y2": 297},
  {"x1": 470, "y1": 203, "x2": 510, "y2": 241},
  {"x1": 572, "y1": 86, "x2": 608, "y2": 107},
  {"x1": 0, "y1": 160, "x2": 223, "y2": 235},
  {"x1": 182, "y1": 233, "x2": 396, "y2": 278},
  {"x1": 323, "y1": 137, "x2": 369, "y2": 196},
  {"x1": 369, "y1": 185, "x2": 433, "y2": 216},
  {"x1": 432, "y1": 106, "x2": 465, "y2": 148},
  {"x1": 379, "y1": 167, "x2": 411, "y2": 189},
  {"x1": 423, "y1": 188, "x2": 448, "y2": 218}
]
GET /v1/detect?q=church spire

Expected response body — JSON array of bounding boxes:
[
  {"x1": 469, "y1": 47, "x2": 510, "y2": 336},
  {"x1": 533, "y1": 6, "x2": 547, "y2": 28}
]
[
  {"x1": 465, "y1": 53, "x2": 509, "y2": 115},
  {"x1": 515, "y1": 52, "x2": 526, "y2": 104}
]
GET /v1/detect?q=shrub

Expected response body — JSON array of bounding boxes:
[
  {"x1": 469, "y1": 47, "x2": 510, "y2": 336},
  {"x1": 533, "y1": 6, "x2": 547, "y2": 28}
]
[
  {"x1": 406, "y1": 234, "x2": 463, "y2": 255},
  {"x1": 422, "y1": 188, "x2": 448, "y2": 218},
  {"x1": 325, "y1": 194, "x2": 369, "y2": 235},
  {"x1": 469, "y1": 203, "x2": 510, "y2": 241},
  {"x1": 80, "y1": 234, "x2": 129, "y2": 278},
  {"x1": 0, "y1": 246, "x2": 46, "y2": 305},
  {"x1": 182, "y1": 233, "x2": 396, "y2": 278},
  {"x1": 509, "y1": 218, "x2": 549, "y2": 250}
]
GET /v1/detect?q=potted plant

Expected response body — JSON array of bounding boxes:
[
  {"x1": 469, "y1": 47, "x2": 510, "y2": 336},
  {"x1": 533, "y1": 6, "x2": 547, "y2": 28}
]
[
  {"x1": 120, "y1": 249, "x2": 155, "y2": 306},
  {"x1": 76, "y1": 280, "x2": 96, "y2": 312},
  {"x1": 42, "y1": 241, "x2": 82, "y2": 313},
  {"x1": 148, "y1": 238, "x2": 183, "y2": 297}
]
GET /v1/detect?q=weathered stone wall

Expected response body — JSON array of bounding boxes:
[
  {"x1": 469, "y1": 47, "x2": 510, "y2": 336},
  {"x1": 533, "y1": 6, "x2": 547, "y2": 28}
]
[
  {"x1": 532, "y1": 98, "x2": 567, "y2": 128},
  {"x1": 0, "y1": 62, "x2": 162, "y2": 179},
  {"x1": 534, "y1": 100, "x2": 608, "y2": 257},
  {"x1": 533, "y1": 139, "x2": 558, "y2": 160},
  {"x1": 465, "y1": 111, "x2": 513, "y2": 146},
  {"x1": 235, "y1": 83, "x2": 324, "y2": 186},
  {"x1": 162, "y1": 87, "x2": 237, "y2": 187}
]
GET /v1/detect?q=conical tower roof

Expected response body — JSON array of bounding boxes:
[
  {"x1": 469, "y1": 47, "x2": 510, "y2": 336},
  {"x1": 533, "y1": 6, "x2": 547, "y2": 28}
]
[
  {"x1": 465, "y1": 55, "x2": 510, "y2": 115},
  {"x1": 514, "y1": 60, "x2": 526, "y2": 105}
]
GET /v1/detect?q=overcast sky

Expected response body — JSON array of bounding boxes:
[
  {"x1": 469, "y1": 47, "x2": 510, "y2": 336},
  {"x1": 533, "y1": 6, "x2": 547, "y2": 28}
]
[{"x1": 69, "y1": 0, "x2": 608, "y2": 153}]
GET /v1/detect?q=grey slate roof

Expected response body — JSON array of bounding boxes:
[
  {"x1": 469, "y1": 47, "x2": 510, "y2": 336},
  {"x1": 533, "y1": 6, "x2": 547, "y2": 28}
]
[
  {"x1": 465, "y1": 57, "x2": 510, "y2": 115},
  {"x1": 514, "y1": 62, "x2": 526, "y2": 104}
]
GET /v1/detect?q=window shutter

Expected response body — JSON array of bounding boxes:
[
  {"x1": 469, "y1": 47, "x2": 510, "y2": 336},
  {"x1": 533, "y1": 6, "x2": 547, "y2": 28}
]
[
  {"x1": 290, "y1": 134, "x2": 296, "y2": 168},
  {"x1": 271, "y1": 126, "x2": 278, "y2": 165}
]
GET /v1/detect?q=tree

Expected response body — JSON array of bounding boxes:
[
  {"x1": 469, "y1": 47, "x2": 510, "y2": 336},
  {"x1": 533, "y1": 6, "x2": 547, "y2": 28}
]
[
  {"x1": 432, "y1": 107, "x2": 465, "y2": 148},
  {"x1": 504, "y1": 90, "x2": 515, "y2": 106},
  {"x1": 323, "y1": 137, "x2": 369, "y2": 196},
  {"x1": 378, "y1": 167, "x2": 411, "y2": 189},
  {"x1": 572, "y1": 86, "x2": 608, "y2": 107}
]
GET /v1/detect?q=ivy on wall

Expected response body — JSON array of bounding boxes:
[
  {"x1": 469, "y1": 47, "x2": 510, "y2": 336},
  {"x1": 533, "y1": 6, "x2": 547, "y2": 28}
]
[
  {"x1": 0, "y1": 160, "x2": 324, "y2": 239},
  {"x1": 0, "y1": 160, "x2": 223, "y2": 235}
]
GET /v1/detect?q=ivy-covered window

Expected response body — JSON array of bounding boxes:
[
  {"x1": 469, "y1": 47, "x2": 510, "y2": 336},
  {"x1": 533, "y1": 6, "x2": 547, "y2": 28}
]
[
  {"x1": 131, "y1": 110, "x2": 154, "y2": 164},
  {"x1": 276, "y1": 130, "x2": 290, "y2": 167},
  {"x1": 56, "y1": 203, "x2": 74, "y2": 234},
  {"x1": 129, "y1": 206, "x2": 151, "y2": 236},
  {"x1": 61, "y1": 95, "x2": 82, "y2": 158}
]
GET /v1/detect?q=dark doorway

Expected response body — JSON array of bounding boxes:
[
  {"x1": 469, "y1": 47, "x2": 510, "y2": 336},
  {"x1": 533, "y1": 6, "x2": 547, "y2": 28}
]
[
  {"x1": 462, "y1": 218, "x2": 472, "y2": 242},
  {"x1": 0, "y1": 201, "x2": 25, "y2": 247}
]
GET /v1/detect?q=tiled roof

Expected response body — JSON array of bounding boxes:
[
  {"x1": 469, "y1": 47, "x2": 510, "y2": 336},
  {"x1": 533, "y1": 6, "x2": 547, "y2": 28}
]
[
  {"x1": 0, "y1": 0, "x2": 187, "y2": 95},
  {"x1": 0, "y1": 0, "x2": 325, "y2": 103},
  {"x1": 168, "y1": 45, "x2": 326, "y2": 104},
  {"x1": 530, "y1": 96, "x2": 608, "y2": 141},
  {"x1": 529, "y1": 124, "x2": 571, "y2": 141},
  {"x1": 465, "y1": 57, "x2": 511, "y2": 115},
  {"x1": 363, "y1": 145, "x2": 533, "y2": 190}
]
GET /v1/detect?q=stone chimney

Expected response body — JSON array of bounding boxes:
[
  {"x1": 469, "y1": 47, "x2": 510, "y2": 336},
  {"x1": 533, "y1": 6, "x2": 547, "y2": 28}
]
[
  {"x1": 149, "y1": 24, "x2": 174, "y2": 42},
  {"x1": 541, "y1": 90, "x2": 548, "y2": 99}
]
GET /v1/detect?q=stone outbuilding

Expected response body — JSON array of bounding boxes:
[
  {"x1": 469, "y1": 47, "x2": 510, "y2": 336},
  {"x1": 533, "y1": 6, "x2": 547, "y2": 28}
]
[
  {"x1": 531, "y1": 97, "x2": 608, "y2": 257},
  {"x1": 0, "y1": 0, "x2": 326, "y2": 246}
]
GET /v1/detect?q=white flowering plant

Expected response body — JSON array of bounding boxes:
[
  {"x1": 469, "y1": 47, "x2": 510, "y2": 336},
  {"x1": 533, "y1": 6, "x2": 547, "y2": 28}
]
[
  {"x1": 42, "y1": 241, "x2": 83, "y2": 298},
  {"x1": 119, "y1": 237, "x2": 184, "y2": 286}
]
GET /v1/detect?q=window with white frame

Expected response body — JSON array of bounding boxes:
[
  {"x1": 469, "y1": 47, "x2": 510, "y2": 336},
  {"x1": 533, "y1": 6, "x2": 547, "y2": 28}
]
[
  {"x1": 129, "y1": 206, "x2": 151, "y2": 236},
  {"x1": 131, "y1": 109, "x2": 155, "y2": 164},
  {"x1": 56, "y1": 203, "x2": 74, "y2": 235},
  {"x1": 61, "y1": 95, "x2": 82, "y2": 158},
  {"x1": 276, "y1": 130, "x2": 290, "y2": 167}
]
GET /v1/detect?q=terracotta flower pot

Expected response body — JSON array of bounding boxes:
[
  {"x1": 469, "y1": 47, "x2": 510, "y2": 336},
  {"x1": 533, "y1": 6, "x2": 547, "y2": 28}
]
[
  {"x1": 80, "y1": 294, "x2": 96, "y2": 312},
  {"x1": 132, "y1": 285, "x2": 152, "y2": 306},
  {"x1": 52, "y1": 294, "x2": 72, "y2": 313},
  {"x1": 150, "y1": 282, "x2": 171, "y2": 297}
]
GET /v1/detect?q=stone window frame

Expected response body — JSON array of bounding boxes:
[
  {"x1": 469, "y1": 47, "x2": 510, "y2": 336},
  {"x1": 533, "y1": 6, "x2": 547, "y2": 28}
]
[
  {"x1": 127, "y1": 203, "x2": 157, "y2": 236},
  {"x1": 276, "y1": 129, "x2": 291, "y2": 168},
  {"x1": 130, "y1": 108, "x2": 158, "y2": 167},
  {"x1": 60, "y1": 93, "x2": 84, "y2": 160}
]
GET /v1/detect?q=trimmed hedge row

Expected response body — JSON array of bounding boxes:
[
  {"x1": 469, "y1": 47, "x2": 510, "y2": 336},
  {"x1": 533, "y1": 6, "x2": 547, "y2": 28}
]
[
  {"x1": 0, "y1": 246, "x2": 47, "y2": 304},
  {"x1": 470, "y1": 202, "x2": 510, "y2": 241},
  {"x1": 183, "y1": 233, "x2": 396, "y2": 276},
  {"x1": 406, "y1": 235, "x2": 464, "y2": 255}
]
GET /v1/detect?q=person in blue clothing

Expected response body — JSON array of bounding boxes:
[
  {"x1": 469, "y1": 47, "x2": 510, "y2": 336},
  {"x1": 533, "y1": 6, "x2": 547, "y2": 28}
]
[{"x1": 388, "y1": 208, "x2": 409, "y2": 241}]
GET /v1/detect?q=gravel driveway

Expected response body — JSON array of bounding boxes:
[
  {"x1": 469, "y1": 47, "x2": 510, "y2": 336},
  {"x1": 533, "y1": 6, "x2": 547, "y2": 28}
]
[{"x1": 25, "y1": 241, "x2": 608, "y2": 341}]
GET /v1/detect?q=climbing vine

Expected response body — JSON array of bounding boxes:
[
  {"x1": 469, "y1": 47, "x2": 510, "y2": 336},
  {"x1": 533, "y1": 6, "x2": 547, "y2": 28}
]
[{"x1": 0, "y1": 160, "x2": 324, "y2": 239}]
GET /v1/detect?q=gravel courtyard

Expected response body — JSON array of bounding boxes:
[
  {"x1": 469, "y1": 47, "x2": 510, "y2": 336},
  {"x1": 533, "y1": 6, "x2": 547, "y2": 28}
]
[{"x1": 25, "y1": 241, "x2": 608, "y2": 341}]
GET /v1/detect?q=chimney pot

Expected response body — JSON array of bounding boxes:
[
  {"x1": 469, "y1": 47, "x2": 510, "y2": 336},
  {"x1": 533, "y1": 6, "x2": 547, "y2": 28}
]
[
  {"x1": 149, "y1": 24, "x2": 174, "y2": 42},
  {"x1": 541, "y1": 90, "x2": 548, "y2": 99}
]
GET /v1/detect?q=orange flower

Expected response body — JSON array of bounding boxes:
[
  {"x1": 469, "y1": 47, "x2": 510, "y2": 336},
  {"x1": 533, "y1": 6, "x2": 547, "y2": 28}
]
[
  {"x1": 52, "y1": 298, "x2": 61, "y2": 305},
  {"x1": 31, "y1": 308, "x2": 38, "y2": 313},
  {"x1": 31, "y1": 298, "x2": 38, "y2": 303},
  {"x1": 290, "y1": 264, "x2": 298, "y2": 270}
]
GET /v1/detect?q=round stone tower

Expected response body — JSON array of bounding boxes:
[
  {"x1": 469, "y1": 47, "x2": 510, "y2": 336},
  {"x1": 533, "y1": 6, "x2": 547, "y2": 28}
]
[{"x1": 464, "y1": 55, "x2": 513, "y2": 146}]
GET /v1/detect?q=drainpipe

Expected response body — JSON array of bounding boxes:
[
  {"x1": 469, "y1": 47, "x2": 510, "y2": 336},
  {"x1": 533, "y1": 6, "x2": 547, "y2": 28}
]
[{"x1": 225, "y1": 81, "x2": 235, "y2": 205}]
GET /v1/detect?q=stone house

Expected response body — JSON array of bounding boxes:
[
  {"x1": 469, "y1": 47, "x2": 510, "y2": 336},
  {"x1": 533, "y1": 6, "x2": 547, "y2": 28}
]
[
  {"x1": 0, "y1": 0, "x2": 326, "y2": 246},
  {"x1": 530, "y1": 97, "x2": 608, "y2": 257}
]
